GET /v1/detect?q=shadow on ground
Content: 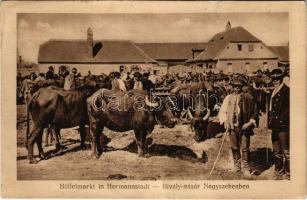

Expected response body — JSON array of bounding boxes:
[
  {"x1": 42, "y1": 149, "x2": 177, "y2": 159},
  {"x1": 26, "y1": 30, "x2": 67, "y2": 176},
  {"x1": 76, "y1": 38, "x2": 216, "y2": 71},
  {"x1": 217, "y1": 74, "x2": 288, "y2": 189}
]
[
  {"x1": 249, "y1": 148, "x2": 273, "y2": 176},
  {"x1": 122, "y1": 140, "x2": 207, "y2": 164}
]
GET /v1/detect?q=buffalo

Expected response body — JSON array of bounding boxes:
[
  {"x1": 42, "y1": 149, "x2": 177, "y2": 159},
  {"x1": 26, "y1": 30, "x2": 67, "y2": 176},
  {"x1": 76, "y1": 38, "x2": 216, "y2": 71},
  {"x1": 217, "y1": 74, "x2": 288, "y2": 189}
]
[
  {"x1": 86, "y1": 89, "x2": 177, "y2": 158},
  {"x1": 26, "y1": 81, "x2": 97, "y2": 164}
]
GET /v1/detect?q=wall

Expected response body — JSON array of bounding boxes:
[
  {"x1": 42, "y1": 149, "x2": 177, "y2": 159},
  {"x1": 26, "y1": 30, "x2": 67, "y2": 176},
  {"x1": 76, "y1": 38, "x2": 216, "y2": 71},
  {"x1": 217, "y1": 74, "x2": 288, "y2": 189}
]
[
  {"x1": 216, "y1": 59, "x2": 278, "y2": 74},
  {"x1": 38, "y1": 63, "x2": 157, "y2": 76},
  {"x1": 218, "y1": 42, "x2": 278, "y2": 60},
  {"x1": 168, "y1": 65, "x2": 192, "y2": 75}
]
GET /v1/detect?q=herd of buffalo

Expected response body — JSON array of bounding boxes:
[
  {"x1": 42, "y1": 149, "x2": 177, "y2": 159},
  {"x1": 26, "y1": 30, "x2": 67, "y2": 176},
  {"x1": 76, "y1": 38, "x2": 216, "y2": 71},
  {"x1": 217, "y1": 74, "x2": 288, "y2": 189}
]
[{"x1": 21, "y1": 72, "x2": 270, "y2": 164}]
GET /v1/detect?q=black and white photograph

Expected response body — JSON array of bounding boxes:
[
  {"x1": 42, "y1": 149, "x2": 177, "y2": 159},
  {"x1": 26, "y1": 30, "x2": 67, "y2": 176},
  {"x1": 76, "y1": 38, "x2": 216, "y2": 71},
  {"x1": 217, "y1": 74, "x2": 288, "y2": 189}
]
[{"x1": 16, "y1": 12, "x2": 291, "y2": 181}]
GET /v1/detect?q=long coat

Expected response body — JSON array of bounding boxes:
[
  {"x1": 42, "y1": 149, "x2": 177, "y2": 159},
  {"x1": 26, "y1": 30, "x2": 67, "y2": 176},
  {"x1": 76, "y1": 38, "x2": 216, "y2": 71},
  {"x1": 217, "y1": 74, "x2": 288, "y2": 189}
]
[
  {"x1": 268, "y1": 84, "x2": 289, "y2": 131},
  {"x1": 219, "y1": 92, "x2": 259, "y2": 135}
]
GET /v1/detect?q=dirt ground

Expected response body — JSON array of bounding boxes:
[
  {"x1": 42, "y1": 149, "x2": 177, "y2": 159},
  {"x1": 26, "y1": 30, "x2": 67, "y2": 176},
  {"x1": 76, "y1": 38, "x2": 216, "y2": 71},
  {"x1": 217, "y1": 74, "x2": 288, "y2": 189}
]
[{"x1": 17, "y1": 104, "x2": 276, "y2": 180}]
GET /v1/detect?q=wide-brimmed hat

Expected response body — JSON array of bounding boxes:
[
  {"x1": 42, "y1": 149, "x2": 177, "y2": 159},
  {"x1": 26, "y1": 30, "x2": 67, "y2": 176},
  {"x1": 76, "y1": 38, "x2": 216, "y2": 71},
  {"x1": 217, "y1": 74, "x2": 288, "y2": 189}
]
[
  {"x1": 143, "y1": 72, "x2": 149, "y2": 78},
  {"x1": 270, "y1": 69, "x2": 284, "y2": 80},
  {"x1": 114, "y1": 71, "x2": 121, "y2": 78},
  {"x1": 133, "y1": 71, "x2": 142, "y2": 78},
  {"x1": 231, "y1": 77, "x2": 246, "y2": 86}
]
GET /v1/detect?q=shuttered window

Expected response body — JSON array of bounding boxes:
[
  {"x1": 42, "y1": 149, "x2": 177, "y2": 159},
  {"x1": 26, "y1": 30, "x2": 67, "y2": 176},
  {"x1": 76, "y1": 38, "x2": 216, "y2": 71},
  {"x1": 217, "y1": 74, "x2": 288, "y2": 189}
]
[
  {"x1": 248, "y1": 44, "x2": 254, "y2": 52},
  {"x1": 237, "y1": 44, "x2": 242, "y2": 51}
]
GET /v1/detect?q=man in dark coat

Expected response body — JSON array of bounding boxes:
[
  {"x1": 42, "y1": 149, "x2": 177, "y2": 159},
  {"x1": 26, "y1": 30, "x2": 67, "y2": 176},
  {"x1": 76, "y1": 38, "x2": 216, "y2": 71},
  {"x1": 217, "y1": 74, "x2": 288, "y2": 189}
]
[
  {"x1": 141, "y1": 72, "x2": 155, "y2": 92},
  {"x1": 268, "y1": 69, "x2": 290, "y2": 180},
  {"x1": 133, "y1": 71, "x2": 143, "y2": 90},
  {"x1": 218, "y1": 77, "x2": 259, "y2": 178},
  {"x1": 46, "y1": 66, "x2": 55, "y2": 80}
]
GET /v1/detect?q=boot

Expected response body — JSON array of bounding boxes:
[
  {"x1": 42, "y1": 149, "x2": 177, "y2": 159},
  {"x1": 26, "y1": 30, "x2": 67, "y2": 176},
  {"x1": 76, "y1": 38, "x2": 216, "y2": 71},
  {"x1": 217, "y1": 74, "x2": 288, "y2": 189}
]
[
  {"x1": 231, "y1": 148, "x2": 241, "y2": 172},
  {"x1": 283, "y1": 150, "x2": 290, "y2": 180},
  {"x1": 241, "y1": 150, "x2": 252, "y2": 178},
  {"x1": 273, "y1": 152, "x2": 285, "y2": 180}
]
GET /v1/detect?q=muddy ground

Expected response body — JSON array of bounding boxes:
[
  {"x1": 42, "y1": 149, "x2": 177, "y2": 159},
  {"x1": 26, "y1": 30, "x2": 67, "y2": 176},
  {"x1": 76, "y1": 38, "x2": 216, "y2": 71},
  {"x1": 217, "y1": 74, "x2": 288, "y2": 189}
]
[{"x1": 17, "y1": 104, "x2": 276, "y2": 180}]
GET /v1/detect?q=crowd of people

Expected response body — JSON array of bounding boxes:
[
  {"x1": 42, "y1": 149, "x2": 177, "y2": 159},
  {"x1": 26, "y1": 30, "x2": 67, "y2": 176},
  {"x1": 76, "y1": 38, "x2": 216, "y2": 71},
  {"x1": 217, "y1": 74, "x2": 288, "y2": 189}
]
[{"x1": 17, "y1": 65, "x2": 290, "y2": 180}]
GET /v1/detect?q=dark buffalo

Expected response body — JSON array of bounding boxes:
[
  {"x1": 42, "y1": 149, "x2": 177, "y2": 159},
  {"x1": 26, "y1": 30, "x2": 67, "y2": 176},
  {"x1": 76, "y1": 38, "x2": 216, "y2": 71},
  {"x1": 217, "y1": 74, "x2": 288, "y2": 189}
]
[
  {"x1": 170, "y1": 81, "x2": 220, "y2": 142},
  {"x1": 86, "y1": 89, "x2": 177, "y2": 158},
  {"x1": 26, "y1": 81, "x2": 97, "y2": 164},
  {"x1": 190, "y1": 92, "x2": 215, "y2": 142}
]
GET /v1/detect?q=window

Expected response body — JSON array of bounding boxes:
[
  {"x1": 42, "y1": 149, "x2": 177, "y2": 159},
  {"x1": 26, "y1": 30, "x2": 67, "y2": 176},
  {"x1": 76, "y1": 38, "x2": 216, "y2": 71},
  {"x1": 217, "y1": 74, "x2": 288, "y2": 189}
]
[
  {"x1": 227, "y1": 63, "x2": 232, "y2": 66},
  {"x1": 227, "y1": 46, "x2": 229, "y2": 49},
  {"x1": 248, "y1": 44, "x2": 254, "y2": 52},
  {"x1": 237, "y1": 44, "x2": 242, "y2": 51}
]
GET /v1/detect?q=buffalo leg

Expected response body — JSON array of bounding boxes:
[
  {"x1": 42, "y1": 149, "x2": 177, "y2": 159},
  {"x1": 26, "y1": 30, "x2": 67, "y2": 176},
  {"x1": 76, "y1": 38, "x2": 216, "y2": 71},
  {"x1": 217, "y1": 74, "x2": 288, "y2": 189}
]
[
  {"x1": 79, "y1": 124, "x2": 86, "y2": 149},
  {"x1": 89, "y1": 118, "x2": 100, "y2": 158},
  {"x1": 36, "y1": 133, "x2": 46, "y2": 160},
  {"x1": 28, "y1": 125, "x2": 43, "y2": 164},
  {"x1": 96, "y1": 126, "x2": 104, "y2": 155},
  {"x1": 44, "y1": 128, "x2": 49, "y2": 147},
  {"x1": 134, "y1": 129, "x2": 148, "y2": 157},
  {"x1": 54, "y1": 128, "x2": 64, "y2": 151}
]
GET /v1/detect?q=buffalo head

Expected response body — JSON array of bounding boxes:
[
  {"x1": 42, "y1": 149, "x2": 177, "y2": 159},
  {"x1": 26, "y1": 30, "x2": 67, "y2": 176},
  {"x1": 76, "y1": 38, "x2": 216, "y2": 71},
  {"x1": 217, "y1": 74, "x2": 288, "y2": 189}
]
[
  {"x1": 145, "y1": 95, "x2": 177, "y2": 128},
  {"x1": 190, "y1": 93, "x2": 211, "y2": 142}
]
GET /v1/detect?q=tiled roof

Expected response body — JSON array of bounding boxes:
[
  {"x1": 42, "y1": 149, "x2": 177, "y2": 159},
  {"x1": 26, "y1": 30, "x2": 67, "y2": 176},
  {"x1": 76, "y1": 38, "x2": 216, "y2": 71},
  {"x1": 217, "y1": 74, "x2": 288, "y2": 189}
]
[
  {"x1": 38, "y1": 39, "x2": 157, "y2": 63},
  {"x1": 135, "y1": 43, "x2": 208, "y2": 60},
  {"x1": 190, "y1": 26, "x2": 262, "y2": 62},
  {"x1": 269, "y1": 46, "x2": 289, "y2": 62}
]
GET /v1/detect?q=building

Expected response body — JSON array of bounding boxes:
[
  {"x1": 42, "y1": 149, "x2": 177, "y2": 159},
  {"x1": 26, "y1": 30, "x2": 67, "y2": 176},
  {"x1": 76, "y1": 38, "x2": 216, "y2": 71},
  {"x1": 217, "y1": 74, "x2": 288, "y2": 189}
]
[
  {"x1": 269, "y1": 46, "x2": 289, "y2": 68},
  {"x1": 37, "y1": 25, "x2": 288, "y2": 76},
  {"x1": 188, "y1": 23, "x2": 283, "y2": 74},
  {"x1": 135, "y1": 43, "x2": 207, "y2": 74},
  {"x1": 38, "y1": 28, "x2": 158, "y2": 76}
]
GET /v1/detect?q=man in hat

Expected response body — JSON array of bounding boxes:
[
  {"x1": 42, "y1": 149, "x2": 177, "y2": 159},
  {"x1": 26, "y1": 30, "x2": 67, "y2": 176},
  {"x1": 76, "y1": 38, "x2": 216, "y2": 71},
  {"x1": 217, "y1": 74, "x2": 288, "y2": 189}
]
[
  {"x1": 268, "y1": 68, "x2": 290, "y2": 179},
  {"x1": 111, "y1": 71, "x2": 126, "y2": 92},
  {"x1": 46, "y1": 66, "x2": 55, "y2": 80},
  {"x1": 64, "y1": 67, "x2": 78, "y2": 90},
  {"x1": 133, "y1": 71, "x2": 143, "y2": 90},
  {"x1": 141, "y1": 72, "x2": 155, "y2": 92},
  {"x1": 218, "y1": 76, "x2": 259, "y2": 178}
]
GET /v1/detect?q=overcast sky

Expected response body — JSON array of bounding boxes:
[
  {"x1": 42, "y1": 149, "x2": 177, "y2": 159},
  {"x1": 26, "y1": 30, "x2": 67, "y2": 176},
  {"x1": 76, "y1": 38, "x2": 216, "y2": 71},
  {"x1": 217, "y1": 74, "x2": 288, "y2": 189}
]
[{"x1": 18, "y1": 13, "x2": 288, "y2": 62}]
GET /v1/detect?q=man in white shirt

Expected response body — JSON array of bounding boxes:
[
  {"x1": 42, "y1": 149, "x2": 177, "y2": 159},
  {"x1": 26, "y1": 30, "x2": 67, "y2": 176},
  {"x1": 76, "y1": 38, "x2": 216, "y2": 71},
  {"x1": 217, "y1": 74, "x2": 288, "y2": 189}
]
[{"x1": 218, "y1": 77, "x2": 258, "y2": 178}]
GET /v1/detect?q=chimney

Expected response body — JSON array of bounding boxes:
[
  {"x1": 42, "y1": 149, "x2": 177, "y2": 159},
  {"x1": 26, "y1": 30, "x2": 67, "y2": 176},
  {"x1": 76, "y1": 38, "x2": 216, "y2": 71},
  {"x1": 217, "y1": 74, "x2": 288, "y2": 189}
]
[
  {"x1": 225, "y1": 21, "x2": 231, "y2": 31},
  {"x1": 87, "y1": 27, "x2": 93, "y2": 58}
]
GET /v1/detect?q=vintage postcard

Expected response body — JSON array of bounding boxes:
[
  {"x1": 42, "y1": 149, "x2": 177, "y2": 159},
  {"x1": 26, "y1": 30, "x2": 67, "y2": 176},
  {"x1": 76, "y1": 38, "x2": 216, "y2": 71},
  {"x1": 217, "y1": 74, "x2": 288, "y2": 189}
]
[{"x1": 1, "y1": 1, "x2": 306, "y2": 198}]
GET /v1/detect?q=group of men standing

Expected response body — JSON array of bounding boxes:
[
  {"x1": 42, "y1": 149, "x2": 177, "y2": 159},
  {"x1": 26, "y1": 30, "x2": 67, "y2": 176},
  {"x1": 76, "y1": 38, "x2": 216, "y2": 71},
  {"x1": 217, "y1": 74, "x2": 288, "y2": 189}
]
[
  {"x1": 218, "y1": 68, "x2": 289, "y2": 180},
  {"x1": 111, "y1": 71, "x2": 155, "y2": 92}
]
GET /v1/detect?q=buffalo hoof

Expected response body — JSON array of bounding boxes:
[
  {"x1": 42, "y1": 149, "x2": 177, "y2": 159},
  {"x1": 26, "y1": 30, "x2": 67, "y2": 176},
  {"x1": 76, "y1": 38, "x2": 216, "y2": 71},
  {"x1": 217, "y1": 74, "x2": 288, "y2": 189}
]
[
  {"x1": 90, "y1": 153, "x2": 100, "y2": 159},
  {"x1": 143, "y1": 153, "x2": 151, "y2": 158},
  {"x1": 79, "y1": 144, "x2": 87, "y2": 150},
  {"x1": 193, "y1": 135, "x2": 205, "y2": 142},
  {"x1": 39, "y1": 153, "x2": 46, "y2": 160},
  {"x1": 137, "y1": 150, "x2": 145, "y2": 157},
  {"x1": 55, "y1": 144, "x2": 67, "y2": 151},
  {"x1": 146, "y1": 138, "x2": 153, "y2": 146},
  {"x1": 29, "y1": 159, "x2": 38, "y2": 164}
]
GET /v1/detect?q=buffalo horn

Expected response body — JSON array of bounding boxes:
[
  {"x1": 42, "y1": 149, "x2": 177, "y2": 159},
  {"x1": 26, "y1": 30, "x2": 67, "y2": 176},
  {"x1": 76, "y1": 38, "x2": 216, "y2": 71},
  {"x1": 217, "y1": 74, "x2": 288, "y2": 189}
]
[{"x1": 202, "y1": 108, "x2": 211, "y2": 121}]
